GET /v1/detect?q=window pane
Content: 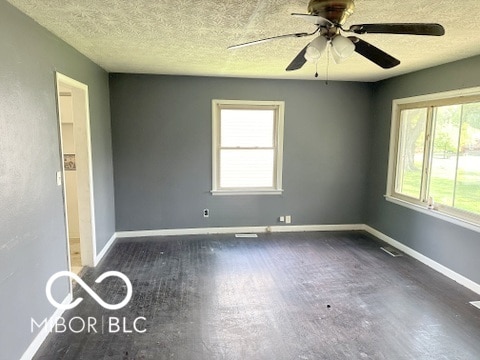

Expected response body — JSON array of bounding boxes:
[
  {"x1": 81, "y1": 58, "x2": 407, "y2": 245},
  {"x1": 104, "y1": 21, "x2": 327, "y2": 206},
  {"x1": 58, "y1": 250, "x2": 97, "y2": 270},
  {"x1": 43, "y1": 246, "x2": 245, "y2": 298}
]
[
  {"x1": 454, "y1": 102, "x2": 480, "y2": 215},
  {"x1": 395, "y1": 108, "x2": 428, "y2": 199},
  {"x1": 220, "y1": 149, "x2": 274, "y2": 188},
  {"x1": 429, "y1": 105, "x2": 461, "y2": 207},
  {"x1": 220, "y1": 109, "x2": 274, "y2": 147}
]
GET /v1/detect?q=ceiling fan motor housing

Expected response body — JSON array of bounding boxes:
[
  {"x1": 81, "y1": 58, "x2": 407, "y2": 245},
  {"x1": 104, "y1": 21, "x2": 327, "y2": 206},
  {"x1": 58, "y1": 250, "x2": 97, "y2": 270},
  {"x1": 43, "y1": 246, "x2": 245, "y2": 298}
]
[{"x1": 307, "y1": 0, "x2": 355, "y2": 25}]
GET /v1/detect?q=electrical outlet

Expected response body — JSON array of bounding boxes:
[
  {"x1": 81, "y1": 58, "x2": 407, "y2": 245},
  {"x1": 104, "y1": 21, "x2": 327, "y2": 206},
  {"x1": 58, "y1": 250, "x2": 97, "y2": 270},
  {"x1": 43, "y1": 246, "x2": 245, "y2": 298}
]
[
  {"x1": 279, "y1": 216, "x2": 285, "y2": 222},
  {"x1": 285, "y1": 215, "x2": 291, "y2": 224},
  {"x1": 203, "y1": 209, "x2": 209, "y2": 218}
]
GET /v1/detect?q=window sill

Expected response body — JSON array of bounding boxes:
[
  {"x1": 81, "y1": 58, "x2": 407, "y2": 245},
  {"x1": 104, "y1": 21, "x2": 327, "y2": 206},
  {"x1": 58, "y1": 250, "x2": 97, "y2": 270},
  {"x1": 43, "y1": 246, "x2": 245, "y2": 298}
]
[
  {"x1": 384, "y1": 195, "x2": 480, "y2": 234},
  {"x1": 211, "y1": 189, "x2": 284, "y2": 196}
]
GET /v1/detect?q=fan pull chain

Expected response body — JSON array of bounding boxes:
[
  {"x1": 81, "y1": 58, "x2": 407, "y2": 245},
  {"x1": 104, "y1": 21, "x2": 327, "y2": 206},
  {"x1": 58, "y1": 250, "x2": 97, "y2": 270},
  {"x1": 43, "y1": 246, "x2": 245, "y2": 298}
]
[
  {"x1": 325, "y1": 44, "x2": 330, "y2": 85},
  {"x1": 314, "y1": 61, "x2": 318, "y2": 78}
]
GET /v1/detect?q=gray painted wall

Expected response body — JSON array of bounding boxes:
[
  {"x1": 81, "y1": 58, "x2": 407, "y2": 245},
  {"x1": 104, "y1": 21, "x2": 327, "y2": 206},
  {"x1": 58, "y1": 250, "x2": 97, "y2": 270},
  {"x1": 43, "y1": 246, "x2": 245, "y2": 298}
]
[
  {"x1": 366, "y1": 55, "x2": 480, "y2": 285},
  {"x1": 0, "y1": 1, "x2": 115, "y2": 359},
  {"x1": 110, "y1": 74, "x2": 373, "y2": 231}
]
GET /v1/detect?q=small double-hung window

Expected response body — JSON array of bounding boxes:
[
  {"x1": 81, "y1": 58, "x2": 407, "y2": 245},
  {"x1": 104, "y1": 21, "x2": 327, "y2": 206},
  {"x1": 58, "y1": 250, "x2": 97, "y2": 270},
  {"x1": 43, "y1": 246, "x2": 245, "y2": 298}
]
[{"x1": 211, "y1": 100, "x2": 285, "y2": 195}]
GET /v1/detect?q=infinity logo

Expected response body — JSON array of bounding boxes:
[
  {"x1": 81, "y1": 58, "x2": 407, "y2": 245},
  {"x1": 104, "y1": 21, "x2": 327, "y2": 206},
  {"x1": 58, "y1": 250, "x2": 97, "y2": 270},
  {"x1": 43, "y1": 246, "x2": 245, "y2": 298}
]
[{"x1": 46, "y1": 271, "x2": 133, "y2": 310}]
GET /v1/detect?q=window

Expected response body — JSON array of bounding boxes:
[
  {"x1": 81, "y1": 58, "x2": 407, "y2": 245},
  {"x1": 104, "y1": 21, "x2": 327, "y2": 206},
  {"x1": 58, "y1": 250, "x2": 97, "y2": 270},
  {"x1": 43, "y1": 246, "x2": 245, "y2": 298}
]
[
  {"x1": 212, "y1": 100, "x2": 284, "y2": 195},
  {"x1": 387, "y1": 88, "x2": 480, "y2": 227}
]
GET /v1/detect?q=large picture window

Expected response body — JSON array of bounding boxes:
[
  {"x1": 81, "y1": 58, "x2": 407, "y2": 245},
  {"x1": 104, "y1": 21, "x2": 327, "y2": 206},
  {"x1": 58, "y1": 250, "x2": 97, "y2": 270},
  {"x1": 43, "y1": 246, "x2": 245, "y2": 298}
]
[
  {"x1": 212, "y1": 100, "x2": 284, "y2": 195},
  {"x1": 387, "y1": 89, "x2": 480, "y2": 227}
]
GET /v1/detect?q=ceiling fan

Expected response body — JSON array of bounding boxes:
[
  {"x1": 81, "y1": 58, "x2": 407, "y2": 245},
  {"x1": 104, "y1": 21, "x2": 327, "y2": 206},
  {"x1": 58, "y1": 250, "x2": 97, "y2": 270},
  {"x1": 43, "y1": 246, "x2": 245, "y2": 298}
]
[{"x1": 228, "y1": 0, "x2": 445, "y2": 73}]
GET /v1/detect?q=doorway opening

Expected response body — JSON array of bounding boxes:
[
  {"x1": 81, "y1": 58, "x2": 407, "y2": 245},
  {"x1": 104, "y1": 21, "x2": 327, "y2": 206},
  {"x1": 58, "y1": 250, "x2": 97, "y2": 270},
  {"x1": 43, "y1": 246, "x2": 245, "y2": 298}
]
[{"x1": 56, "y1": 73, "x2": 96, "y2": 273}]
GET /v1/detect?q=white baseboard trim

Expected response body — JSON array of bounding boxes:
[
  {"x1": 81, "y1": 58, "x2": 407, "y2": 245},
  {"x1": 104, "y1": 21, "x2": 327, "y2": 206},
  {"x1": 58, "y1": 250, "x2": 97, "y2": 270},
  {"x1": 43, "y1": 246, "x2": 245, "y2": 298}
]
[
  {"x1": 363, "y1": 225, "x2": 480, "y2": 296},
  {"x1": 269, "y1": 224, "x2": 365, "y2": 232},
  {"x1": 20, "y1": 293, "x2": 72, "y2": 360},
  {"x1": 116, "y1": 226, "x2": 265, "y2": 238},
  {"x1": 94, "y1": 232, "x2": 117, "y2": 267},
  {"x1": 115, "y1": 224, "x2": 365, "y2": 238}
]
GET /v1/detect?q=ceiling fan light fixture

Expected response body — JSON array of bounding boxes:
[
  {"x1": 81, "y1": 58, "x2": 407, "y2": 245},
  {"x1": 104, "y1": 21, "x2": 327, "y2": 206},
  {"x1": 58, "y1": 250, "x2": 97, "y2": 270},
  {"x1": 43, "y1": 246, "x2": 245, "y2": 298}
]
[
  {"x1": 331, "y1": 35, "x2": 355, "y2": 62},
  {"x1": 331, "y1": 44, "x2": 346, "y2": 64},
  {"x1": 304, "y1": 51, "x2": 317, "y2": 63},
  {"x1": 304, "y1": 35, "x2": 328, "y2": 61}
]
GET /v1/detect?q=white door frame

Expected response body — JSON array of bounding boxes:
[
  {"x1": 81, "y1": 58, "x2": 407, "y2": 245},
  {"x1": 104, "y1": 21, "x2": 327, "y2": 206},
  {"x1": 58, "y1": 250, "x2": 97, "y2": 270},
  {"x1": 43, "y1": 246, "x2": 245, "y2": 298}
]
[{"x1": 56, "y1": 72, "x2": 96, "y2": 267}]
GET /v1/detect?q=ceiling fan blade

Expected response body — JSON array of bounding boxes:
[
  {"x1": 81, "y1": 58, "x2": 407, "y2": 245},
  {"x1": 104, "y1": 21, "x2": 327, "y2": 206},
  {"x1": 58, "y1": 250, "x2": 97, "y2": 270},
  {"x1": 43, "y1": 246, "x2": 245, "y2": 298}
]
[
  {"x1": 348, "y1": 23, "x2": 445, "y2": 36},
  {"x1": 286, "y1": 45, "x2": 309, "y2": 71},
  {"x1": 348, "y1": 36, "x2": 400, "y2": 69},
  {"x1": 228, "y1": 32, "x2": 311, "y2": 50},
  {"x1": 291, "y1": 13, "x2": 334, "y2": 27}
]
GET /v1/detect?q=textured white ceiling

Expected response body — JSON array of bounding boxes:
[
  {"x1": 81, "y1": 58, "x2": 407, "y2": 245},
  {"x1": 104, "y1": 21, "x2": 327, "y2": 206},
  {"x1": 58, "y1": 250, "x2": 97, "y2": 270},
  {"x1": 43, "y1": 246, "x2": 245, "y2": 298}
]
[{"x1": 7, "y1": 0, "x2": 480, "y2": 81}]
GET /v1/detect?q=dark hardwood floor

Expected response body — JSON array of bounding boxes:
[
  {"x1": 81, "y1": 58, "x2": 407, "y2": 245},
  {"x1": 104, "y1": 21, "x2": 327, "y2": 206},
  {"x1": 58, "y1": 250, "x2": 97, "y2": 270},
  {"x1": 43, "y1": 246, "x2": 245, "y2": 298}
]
[{"x1": 34, "y1": 231, "x2": 480, "y2": 359}]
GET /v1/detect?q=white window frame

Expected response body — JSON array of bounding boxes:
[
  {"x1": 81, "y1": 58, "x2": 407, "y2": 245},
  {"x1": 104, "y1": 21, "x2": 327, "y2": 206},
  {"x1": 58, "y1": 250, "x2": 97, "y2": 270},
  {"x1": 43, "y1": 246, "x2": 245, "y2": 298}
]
[
  {"x1": 386, "y1": 87, "x2": 480, "y2": 233},
  {"x1": 211, "y1": 99, "x2": 285, "y2": 195}
]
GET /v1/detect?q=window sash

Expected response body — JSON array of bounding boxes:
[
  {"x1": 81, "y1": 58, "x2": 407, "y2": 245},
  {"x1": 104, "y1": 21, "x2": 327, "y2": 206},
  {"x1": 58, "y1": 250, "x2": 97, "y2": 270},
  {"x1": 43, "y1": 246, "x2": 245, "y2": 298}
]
[
  {"x1": 220, "y1": 109, "x2": 275, "y2": 148},
  {"x1": 219, "y1": 148, "x2": 276, "y2": 189}
]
